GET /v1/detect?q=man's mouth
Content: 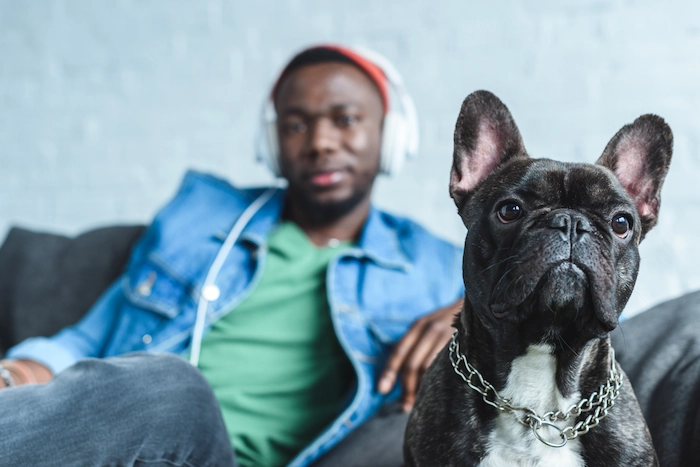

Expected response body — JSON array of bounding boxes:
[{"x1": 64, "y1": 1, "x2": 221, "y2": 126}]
[{"x1": 309, "y1": 170, "x2": 346, "y2": 187}]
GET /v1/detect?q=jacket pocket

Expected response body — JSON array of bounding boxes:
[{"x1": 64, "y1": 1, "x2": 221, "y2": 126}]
[{"x1": 123, "y1": 253, "x2": 193, "y2": 319}]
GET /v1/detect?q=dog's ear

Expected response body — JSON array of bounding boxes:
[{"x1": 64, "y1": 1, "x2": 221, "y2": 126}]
[
  {"x1": 596, "y1": 114, "x2": 673, "y2": 239},
  {"x1": 450, "y1": 90, "x2": 527, "y2": 206}
]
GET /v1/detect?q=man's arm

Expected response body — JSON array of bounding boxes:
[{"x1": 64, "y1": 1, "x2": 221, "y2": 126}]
[{"x1": 377, "y1": 297, "x2": 463, "y2": 411}]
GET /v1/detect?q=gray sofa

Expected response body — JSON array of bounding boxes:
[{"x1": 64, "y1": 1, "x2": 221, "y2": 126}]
[
  {"x1": 0, "y1": 225, "x2": 144, "y2": 355},
  {"x1": 0, "y1": 225, "x2": 698, "y2": 466}
]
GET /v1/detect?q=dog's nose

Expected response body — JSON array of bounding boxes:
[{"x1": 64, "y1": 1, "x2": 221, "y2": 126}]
[{"x1": 547, "y1": 211, "x2": 593, "y2": 242}]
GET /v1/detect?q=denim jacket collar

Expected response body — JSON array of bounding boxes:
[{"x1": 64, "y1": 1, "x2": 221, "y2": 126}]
[
  {"x1": 238, "y1": 189, "x2": 410, "y2": 271},
  {"x1": 355, "y1": 206, "x2": 411, "y2": 271}
]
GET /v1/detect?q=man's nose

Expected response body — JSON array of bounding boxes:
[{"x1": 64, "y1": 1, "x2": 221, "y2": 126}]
[{"x1": 308, "y1": 119, "x2": 341, "y2": 156}]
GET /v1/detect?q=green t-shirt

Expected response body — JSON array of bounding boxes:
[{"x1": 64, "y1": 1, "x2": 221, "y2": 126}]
[{"x1": 197, "y1": 221, "x2": 354, "y2": 467}]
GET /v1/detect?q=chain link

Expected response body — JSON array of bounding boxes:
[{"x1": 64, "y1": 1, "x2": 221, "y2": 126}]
[{"x1": 449, "y1": 330, "x2": 622, "y2": 448}]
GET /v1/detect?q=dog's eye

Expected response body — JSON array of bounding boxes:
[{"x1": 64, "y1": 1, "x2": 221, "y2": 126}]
[
  {"x1": 611, "y1": 214, "x2": 632, "y2": 238},
  {"x1": 497, "y1": 203, "x2": 522, "y2": 223}
]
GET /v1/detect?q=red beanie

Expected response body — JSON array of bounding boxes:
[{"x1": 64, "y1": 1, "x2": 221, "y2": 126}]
[{"x1": 272, "y1": 45, "x2": 389, "y2": 113}]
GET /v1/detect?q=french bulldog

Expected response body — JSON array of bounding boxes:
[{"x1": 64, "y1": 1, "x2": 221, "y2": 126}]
[{"x1": 404, "y1": 90, "x2": 672, "y2": 467}]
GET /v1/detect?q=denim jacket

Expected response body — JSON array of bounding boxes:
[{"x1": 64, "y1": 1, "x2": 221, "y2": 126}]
[{"x1": 8, "y1": 170, "x2": 464, "y2": 466}]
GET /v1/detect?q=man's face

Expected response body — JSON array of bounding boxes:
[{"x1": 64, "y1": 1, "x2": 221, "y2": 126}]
[{"x1": 275, "y1": 62, "x2": 384, "y2": 222}]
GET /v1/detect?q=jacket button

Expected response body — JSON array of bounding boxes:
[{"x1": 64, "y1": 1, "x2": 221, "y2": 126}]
[
  {"x1": 142, "y1": 334, "x2": 152, "y2": 344},
  {"x1": 136, "y1": 272, "x2": 157, "y2": 296},
  {"x1": 202, "y1": 284, "x2": 221, "y2": 301}
]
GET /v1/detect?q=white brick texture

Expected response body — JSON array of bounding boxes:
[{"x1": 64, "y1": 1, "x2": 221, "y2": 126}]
[{"x1": 1, "y1": 0, "x2": 698, "y2": 316}]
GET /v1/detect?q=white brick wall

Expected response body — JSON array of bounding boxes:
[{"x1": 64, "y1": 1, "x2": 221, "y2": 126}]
[{"x1": 1, "y1": 0, "x2": 698, "y2": 317}]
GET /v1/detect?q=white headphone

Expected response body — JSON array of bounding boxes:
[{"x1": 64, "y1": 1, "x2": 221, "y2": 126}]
[{"x1": 255, "y1": 45, "x2": 420, "y2": 177}]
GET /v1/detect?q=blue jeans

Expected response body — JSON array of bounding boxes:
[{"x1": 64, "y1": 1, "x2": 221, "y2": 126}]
[
  {"x1": 0, "y1": 353, "x2": 236, "y2": 467},
  {"x1": 0, "y1": 353, "x2": 408, "y2": 467}
]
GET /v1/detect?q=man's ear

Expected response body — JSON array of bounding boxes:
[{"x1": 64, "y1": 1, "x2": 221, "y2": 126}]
[
  {"x1": 596, "y1": 114, "x2": 673, "y2": 239},
  {"x1": 449, "y1": 90, "x2": 528, "y2": 206}
]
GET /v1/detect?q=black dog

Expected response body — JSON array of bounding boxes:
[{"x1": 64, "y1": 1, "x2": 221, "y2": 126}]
[{"x1": 404, "y1": 90, "x2": 672, "y2": 467}]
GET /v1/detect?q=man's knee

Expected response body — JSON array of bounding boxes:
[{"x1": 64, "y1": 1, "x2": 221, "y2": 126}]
[
  {"x1": 105, "y1": 353, "x2": 210, "y2": 390},
  {"x1": 87, "y1": 353, "x2": 220, "y2": 418},
  {"x1": 0, "y1": 354, "x2": 234, "y2": 466},
  {"x1": 72, "y1": 353, "x2": 231, "y2": 456},
  {"x1": 59, "y1": 353, "x2": 220, "y2": 428}
]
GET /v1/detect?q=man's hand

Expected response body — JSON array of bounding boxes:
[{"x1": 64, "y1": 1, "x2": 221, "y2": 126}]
[
  {"x1": 377, "y1": 297, "x2": 463, "y2": 412},
  {"x1": 0, "y1": 359, "x2": 53, "y2": 389}
]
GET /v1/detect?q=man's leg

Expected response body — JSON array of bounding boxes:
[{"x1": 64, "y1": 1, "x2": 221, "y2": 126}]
[
  {"x1": 312, "y1": 403, "x2": 408, "y2": 467},
  {"x1": 0, "y1": 353, "x2": 236, "y2": 467},
  {"x1": 612, "y1": 291, "x2": 700, "y2": 467}
]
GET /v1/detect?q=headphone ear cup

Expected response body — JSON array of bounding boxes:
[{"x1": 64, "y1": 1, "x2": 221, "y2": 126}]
[
  {"x1": 380, "y1": 111, "x2": 408, "y2": 176},
  {"x1": 265, "y1": 119, "x2": 281, "y2": 177},
  {"x1": 255, "y1": 99, "x2": 282, "y2": 177}
]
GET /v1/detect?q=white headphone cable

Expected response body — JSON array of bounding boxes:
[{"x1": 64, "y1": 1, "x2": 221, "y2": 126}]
[{"x1": 188, "y1": 187, "x2": 279, "y2": 367}]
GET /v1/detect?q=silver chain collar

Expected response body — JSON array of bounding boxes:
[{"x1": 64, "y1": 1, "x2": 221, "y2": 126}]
[{"x1": 448, "y1": 329, "x2": 622, "y2": 448}]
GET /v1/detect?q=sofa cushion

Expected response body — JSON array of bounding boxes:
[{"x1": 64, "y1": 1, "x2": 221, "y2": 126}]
[
  {"x1": 0, "y1": 225, "x2": 145, "y2": 356},
  {"x1": 611, "y1": 290, "x2": 700, "y2": 466}
]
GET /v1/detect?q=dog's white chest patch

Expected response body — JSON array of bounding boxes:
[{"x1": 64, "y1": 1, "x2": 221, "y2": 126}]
[{"x1": 478, "y1": 344, "x2": 585, "y2": 467}]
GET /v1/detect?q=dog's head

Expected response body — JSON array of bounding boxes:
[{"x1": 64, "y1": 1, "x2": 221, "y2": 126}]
[{"x1": 450, "y1": 91, "x2": 672, "y2": 343}]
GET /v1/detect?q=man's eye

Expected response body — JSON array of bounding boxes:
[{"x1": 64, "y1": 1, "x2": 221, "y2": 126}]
[
  {"x1": 335, "y1": 115, "x2": 357, "y2": 127},
  {"x1": 283, "y1": 121, "x2": 306, "y2": 134}
]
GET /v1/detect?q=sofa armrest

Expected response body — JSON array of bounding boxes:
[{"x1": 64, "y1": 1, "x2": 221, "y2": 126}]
[{"x1": 0, "y1": 225, "x2": 145, "y2": 356}]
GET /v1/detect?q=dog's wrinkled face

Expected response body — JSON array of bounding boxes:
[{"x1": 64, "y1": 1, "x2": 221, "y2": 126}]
[
  {"x1": 462, "y1": 158, "x2": 641, "y2": 336},
  {"x1": 450, "y1": 91, "x2": 672, "y2": 346}
]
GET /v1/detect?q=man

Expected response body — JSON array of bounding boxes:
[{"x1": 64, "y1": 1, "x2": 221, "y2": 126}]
[{"x1": 0, "y1": 45, "x2": 463, "y2": 466}]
